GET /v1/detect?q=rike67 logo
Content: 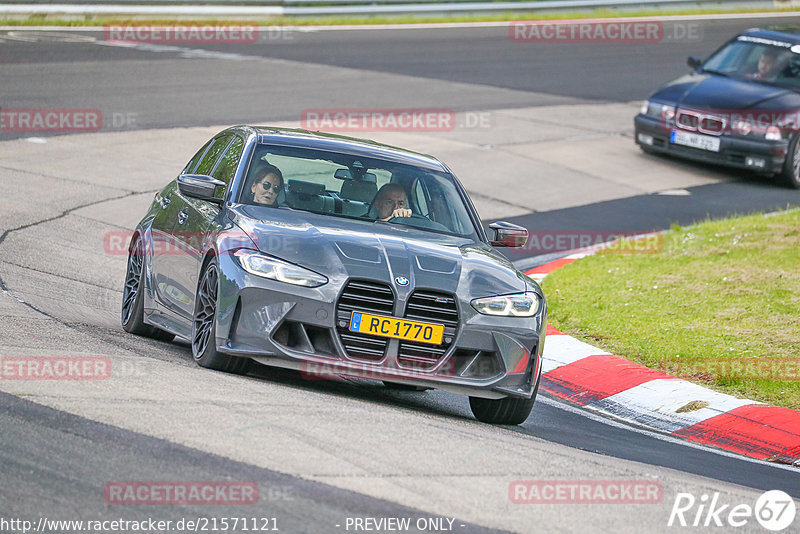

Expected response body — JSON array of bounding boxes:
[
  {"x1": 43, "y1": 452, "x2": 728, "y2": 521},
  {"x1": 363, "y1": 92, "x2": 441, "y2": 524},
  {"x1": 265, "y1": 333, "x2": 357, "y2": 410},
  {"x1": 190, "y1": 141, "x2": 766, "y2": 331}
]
[{"x1": 669, "y1": 490, "x2": 796, "y2": 531}]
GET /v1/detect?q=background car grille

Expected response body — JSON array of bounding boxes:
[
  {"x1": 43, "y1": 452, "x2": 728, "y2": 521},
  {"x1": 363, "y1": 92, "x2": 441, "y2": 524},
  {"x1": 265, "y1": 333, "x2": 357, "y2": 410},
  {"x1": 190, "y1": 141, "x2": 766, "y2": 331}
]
[
  {"x1": 676, "y1": 111, "x2": 699, "y2": 131},
  {"x1": 700, "y1": 116, "x2": 724, "y2": 134},
  {"x1": 336, "y1": 280, "x2": 394, "y2": 361},
  {"x1": 676, "y1": 110, "x2": 724, "y2": 135},
  {"x1": 398, "y1": 290, "x2": 458, "y2": 370}
]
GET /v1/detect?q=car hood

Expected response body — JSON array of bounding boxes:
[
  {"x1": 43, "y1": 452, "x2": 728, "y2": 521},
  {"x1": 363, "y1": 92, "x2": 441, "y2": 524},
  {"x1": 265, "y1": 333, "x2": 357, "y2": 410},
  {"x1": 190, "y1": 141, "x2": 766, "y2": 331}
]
[
  {"x1": 649, "y1": 72, "x2": 798, "y2": 110},
  {"x1": 227, "y1": 205, "x2": 531, "y2": 298}
]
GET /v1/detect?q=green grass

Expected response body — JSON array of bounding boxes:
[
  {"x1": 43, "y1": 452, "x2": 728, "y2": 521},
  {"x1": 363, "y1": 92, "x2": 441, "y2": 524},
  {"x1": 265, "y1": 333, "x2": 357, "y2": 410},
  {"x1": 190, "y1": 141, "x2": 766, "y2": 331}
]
[
  {"x1": 542, "y1": 209, "x2": 800, "y2": 410},
  {"x1": 1, "y1": 7, "x2": 798, "y2": 27}
]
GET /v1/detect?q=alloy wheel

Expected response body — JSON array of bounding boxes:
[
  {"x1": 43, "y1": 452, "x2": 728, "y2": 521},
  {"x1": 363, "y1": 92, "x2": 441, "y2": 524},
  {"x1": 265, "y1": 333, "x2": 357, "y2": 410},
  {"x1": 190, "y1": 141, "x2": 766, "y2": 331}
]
[
  {"x1": 193, "y1": 263, "x2": 218, "y2": 358},
  {"x1": 121, "y1": 238, "x2": 144, "y2": 326}
]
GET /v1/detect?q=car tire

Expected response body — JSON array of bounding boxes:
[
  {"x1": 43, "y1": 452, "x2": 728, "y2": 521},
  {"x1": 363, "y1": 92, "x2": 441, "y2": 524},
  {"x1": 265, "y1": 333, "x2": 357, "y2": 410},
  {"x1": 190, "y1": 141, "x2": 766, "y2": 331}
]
[
  {"x1": 382, "y1": 381, "x2": 431, "y2": 391},
  {"x1": 779, "y1": 134, "x2": 800, "y2": 189},
  {"x1": 121, "y1": 235, "x2": 175, "y2": 343},
  {"x1": 192, "y1": 259, "x2": 251, "y2": 375},
  {"x1": 469, "y1": 374, "x2": 540, "y2": 425}
]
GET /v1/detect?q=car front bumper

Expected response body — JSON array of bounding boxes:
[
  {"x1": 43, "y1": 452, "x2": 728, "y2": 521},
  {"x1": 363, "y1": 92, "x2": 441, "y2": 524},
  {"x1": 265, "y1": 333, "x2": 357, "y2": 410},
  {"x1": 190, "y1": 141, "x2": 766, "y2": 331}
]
[
  {"x1": 213, "y1": 254, "x2": 545, "y2": 400},
  {"x1": 634, "y1": 114, "x2": 789, "y2": 174}
]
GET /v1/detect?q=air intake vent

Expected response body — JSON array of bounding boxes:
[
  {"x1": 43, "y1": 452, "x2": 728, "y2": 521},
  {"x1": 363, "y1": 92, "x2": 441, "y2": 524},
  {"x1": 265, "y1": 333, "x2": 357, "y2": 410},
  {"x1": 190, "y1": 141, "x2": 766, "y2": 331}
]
[
  {"x1": 336, "y1": 280, "x2": 394, "y2": 361},
  {"x1": 398, "y1": 290, "x2": 458, "y2": 370}
]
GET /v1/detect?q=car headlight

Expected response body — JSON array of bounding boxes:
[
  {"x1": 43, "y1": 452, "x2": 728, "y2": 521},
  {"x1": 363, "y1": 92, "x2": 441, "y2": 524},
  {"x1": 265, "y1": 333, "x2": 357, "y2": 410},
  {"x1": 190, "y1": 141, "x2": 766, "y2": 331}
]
[
  {"x1": 642, "y1": 100, "x2": 675, "y2": 121},
  {"x1": 471, "y1": 292, "x2": 541, "y2": 317},
  {"x1": 732, "y1": 119, "x2": 752, "y2": 135},
  {"x1": 765, "y1": 125, "x2": 782, "y2": 141},
  {"x1": 234, "y1": 249, "x2": 327, "y2": 287}
]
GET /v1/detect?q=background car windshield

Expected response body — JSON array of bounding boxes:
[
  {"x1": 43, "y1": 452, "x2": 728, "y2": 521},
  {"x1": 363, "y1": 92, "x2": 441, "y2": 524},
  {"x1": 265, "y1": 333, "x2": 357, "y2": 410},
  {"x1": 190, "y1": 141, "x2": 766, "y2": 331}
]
[
  {"x1": 240, "y1": 144, "x2": 479, "y2": 239},
  {"x1": 703, "y1": 38, "x2": 800, "y2": 89}
]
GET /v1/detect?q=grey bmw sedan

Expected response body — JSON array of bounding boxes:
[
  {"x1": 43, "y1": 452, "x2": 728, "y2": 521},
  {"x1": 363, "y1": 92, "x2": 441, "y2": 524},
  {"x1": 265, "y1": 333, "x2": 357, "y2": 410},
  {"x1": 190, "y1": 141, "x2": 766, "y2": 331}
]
[{"x1": 122, "y1": 126, "x2": 546, "y2": 424}]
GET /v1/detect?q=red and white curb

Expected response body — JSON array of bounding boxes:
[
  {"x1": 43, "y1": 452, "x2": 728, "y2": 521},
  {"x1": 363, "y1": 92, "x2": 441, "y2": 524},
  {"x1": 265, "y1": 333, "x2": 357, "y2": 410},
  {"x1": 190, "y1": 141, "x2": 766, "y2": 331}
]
[{"x1": 530, "y1": 249, "x2": 800, "y2": 467}]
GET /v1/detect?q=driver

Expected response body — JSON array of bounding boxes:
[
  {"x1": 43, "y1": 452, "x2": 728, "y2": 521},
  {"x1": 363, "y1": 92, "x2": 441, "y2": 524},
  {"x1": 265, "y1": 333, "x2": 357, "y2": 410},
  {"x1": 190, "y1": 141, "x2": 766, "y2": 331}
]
[
  {"x1": 750, "y1": 48, "x2": 782, "y2": 80},
  {"x1": 372, "y1": 183, "x2": 412, "y2": 221}
]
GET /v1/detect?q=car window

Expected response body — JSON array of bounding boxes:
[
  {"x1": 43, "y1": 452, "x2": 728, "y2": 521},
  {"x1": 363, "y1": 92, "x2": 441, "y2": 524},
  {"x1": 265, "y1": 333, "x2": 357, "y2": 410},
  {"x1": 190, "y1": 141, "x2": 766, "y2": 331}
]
[
  {"x1": 240, "y1": 144, "x2": 479, "y2": 240},
  {"x1": 195, "y1": 133, "x2": 233, "y2": 176},
  {"x1": 211, "y1": 135, "x2": 245, "y2": 190},
  {"x1": 703, "y1": 38, "x2": 800, "y2": 89},
  {"x1": 182, "y1": 138, "x2": 214, "y2": 174}
]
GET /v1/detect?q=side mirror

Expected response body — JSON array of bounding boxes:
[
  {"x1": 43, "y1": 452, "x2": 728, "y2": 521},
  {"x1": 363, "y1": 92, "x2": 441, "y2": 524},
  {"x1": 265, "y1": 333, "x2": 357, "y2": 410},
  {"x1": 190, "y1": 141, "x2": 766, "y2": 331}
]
[
  {"x1": 489, "y1": 221, "x2": 528, "y2": 248},
  {"x1": 178, "y1": 174, "x2": 225, "y2": 205},
  {"x1": 687, "y1": 56, "x2": 702, "y2": 71}
]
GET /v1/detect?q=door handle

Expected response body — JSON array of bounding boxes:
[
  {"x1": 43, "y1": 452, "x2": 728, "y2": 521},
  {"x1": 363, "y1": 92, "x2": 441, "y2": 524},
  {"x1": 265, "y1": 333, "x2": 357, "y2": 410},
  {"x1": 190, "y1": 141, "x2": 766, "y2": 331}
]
[{"x1": 177, "y1": 209, "x2": 188, "y2": 225}]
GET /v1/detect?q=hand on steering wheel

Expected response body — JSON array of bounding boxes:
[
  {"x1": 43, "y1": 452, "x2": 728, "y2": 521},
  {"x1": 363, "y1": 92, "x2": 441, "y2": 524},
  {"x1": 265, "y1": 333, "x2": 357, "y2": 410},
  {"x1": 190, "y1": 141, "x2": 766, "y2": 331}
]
[{"x1": 388, "y1": 208, "x2": 412, "y2": 219}]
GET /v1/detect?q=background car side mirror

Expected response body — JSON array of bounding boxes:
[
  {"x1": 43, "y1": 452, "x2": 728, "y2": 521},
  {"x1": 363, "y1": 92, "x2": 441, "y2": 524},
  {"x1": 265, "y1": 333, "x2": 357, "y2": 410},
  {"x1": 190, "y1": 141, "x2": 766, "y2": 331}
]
[
  {"x1": 177, "y1": 174, "x2": 225, "y2": 205},
  {"x1": 489, "y1": 221, "x2": 528, "y2": 248},
  {"x1": 687, "y1": 56, "x2": 702, "y2": 71}
]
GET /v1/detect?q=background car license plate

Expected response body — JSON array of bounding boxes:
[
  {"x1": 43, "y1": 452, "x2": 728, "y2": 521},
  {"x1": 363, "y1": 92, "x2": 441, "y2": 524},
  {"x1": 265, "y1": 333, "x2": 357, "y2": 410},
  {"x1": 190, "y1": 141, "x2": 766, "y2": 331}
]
[
  {"x1": 670, "y1": 130, "x2": 720, "y2": 152},
  {"x1": 349, "y1": 312, "x2": 444, "y2": 345}
]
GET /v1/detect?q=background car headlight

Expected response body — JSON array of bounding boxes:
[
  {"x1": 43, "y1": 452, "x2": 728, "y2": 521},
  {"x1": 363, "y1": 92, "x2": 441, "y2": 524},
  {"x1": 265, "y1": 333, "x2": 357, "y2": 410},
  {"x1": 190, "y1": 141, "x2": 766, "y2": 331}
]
[
  {"x1": 732, "y1": 119, "x2": 752, "y2": 135},
  {"x1": 765, "y1": 125, "x2": 782, "y2": 141},
  {"x1": 642, "y1": 100, "x2": 675, "y2": 121},
  {"x1": 471, "y1": 292, "x2": 541, "y2": 317},
  {"x1": 234, "y1": 249, "x2": 327, "y2": 287}
]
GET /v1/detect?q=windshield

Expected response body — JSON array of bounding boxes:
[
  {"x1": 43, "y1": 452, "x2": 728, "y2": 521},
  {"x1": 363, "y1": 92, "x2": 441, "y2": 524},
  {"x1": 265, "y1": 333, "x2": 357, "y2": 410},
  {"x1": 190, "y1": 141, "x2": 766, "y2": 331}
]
[
  {"x1": 238, "y1": 143, "x2": 480, "y2": 239},
  {"x1": 702, "y1": 36, "x2": 800, "y2": 89}
]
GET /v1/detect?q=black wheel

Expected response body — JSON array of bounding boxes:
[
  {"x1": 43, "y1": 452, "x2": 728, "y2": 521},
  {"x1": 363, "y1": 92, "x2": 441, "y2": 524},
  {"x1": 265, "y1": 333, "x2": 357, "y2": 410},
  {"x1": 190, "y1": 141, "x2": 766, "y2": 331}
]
[
  {"x1": 382, "y1": 381, "x2": 431, "y2": 392},
  {"x1": 121, "y1": 236, "x2": 175, "y2": 342},
  {"x1": 192, "y1": 260, "x2": 251, "y2": 374},
  {"x1": 469, "y1": 374, "x2": 540, "y2": 425},
  {"x1": 778, "y1": 134, "x2": 800, "y2": 189}
]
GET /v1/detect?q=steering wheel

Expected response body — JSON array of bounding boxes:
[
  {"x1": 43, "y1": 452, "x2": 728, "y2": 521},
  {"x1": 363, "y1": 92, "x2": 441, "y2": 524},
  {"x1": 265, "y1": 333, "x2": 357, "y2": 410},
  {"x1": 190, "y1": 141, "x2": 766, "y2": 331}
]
[
  {"x1": 388, "y1": 213, "x2": 428, "y2": 222},
  {"x1": 388, "y1": 213, "x2": 450, "y2": 232}
]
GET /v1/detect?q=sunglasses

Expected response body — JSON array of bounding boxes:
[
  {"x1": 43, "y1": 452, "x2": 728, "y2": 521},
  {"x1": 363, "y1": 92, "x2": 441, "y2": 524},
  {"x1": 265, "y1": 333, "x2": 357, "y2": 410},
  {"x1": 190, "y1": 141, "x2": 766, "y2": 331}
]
[{"x1": 257, "y1": 182, "x2": 282, "y2": 192}]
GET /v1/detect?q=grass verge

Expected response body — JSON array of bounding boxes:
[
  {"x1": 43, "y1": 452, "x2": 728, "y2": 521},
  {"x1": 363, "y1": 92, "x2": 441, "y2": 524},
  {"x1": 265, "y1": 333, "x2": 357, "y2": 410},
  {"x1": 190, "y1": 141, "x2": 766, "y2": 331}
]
[
  {"x1": 541, "y1": 209, "x2": 800, "y2": 410},
  {"x1": 0, "y1": 7, "x2": 798, "y2": 27}
]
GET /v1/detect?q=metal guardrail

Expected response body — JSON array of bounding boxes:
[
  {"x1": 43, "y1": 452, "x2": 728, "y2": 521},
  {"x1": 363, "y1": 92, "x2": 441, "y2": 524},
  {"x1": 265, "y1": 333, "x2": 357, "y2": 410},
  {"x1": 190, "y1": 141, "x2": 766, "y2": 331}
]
[{"x1": 0, "y1": 0, "x2": 782, "y2": 17}]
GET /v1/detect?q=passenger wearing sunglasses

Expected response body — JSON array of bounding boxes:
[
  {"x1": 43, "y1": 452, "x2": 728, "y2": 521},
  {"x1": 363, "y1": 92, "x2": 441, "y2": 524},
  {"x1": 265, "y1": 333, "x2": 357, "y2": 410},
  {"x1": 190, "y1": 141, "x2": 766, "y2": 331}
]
[{"x1": 250, "y1": 163, "x2": 284, "y2": 207}]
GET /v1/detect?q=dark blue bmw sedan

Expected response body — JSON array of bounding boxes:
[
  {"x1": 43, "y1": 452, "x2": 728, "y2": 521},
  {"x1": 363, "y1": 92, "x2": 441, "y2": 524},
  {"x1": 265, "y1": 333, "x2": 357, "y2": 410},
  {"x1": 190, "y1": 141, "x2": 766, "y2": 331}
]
[{"x1": 635, "y1": 28, "x2": 800, "y2": 188}]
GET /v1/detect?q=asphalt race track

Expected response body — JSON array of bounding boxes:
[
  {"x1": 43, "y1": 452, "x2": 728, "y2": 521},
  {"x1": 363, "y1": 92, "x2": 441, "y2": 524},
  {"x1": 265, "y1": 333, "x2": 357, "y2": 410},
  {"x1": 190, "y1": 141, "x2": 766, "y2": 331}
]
[{"x1": 1, "y1": 14, "x2": 800, "y2": 533}]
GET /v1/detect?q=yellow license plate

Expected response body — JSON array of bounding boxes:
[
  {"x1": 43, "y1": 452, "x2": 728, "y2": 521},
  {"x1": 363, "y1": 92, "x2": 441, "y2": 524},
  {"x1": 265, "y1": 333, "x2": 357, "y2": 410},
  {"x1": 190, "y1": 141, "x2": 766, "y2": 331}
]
[{"x1": 349, "y1": 311, "x2": 444, "y2": 345}]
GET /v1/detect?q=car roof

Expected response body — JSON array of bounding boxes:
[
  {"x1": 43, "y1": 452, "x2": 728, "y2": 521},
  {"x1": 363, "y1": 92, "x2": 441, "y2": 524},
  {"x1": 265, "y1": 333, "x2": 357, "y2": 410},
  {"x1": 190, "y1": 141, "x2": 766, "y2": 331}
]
[
  {"x1": 741, "y1": 28, "x2": 800, "y2": 46},
  {"x1": 227, "y1": 125, "x2": 448, "y2": 172}
]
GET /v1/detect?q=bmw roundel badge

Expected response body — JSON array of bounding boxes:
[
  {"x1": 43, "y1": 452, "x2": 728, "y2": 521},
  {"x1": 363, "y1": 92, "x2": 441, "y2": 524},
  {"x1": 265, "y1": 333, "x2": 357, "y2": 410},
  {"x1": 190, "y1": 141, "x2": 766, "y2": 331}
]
[{"x1": 395, "y1": 276, "x2": 409, "y2": 286}]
